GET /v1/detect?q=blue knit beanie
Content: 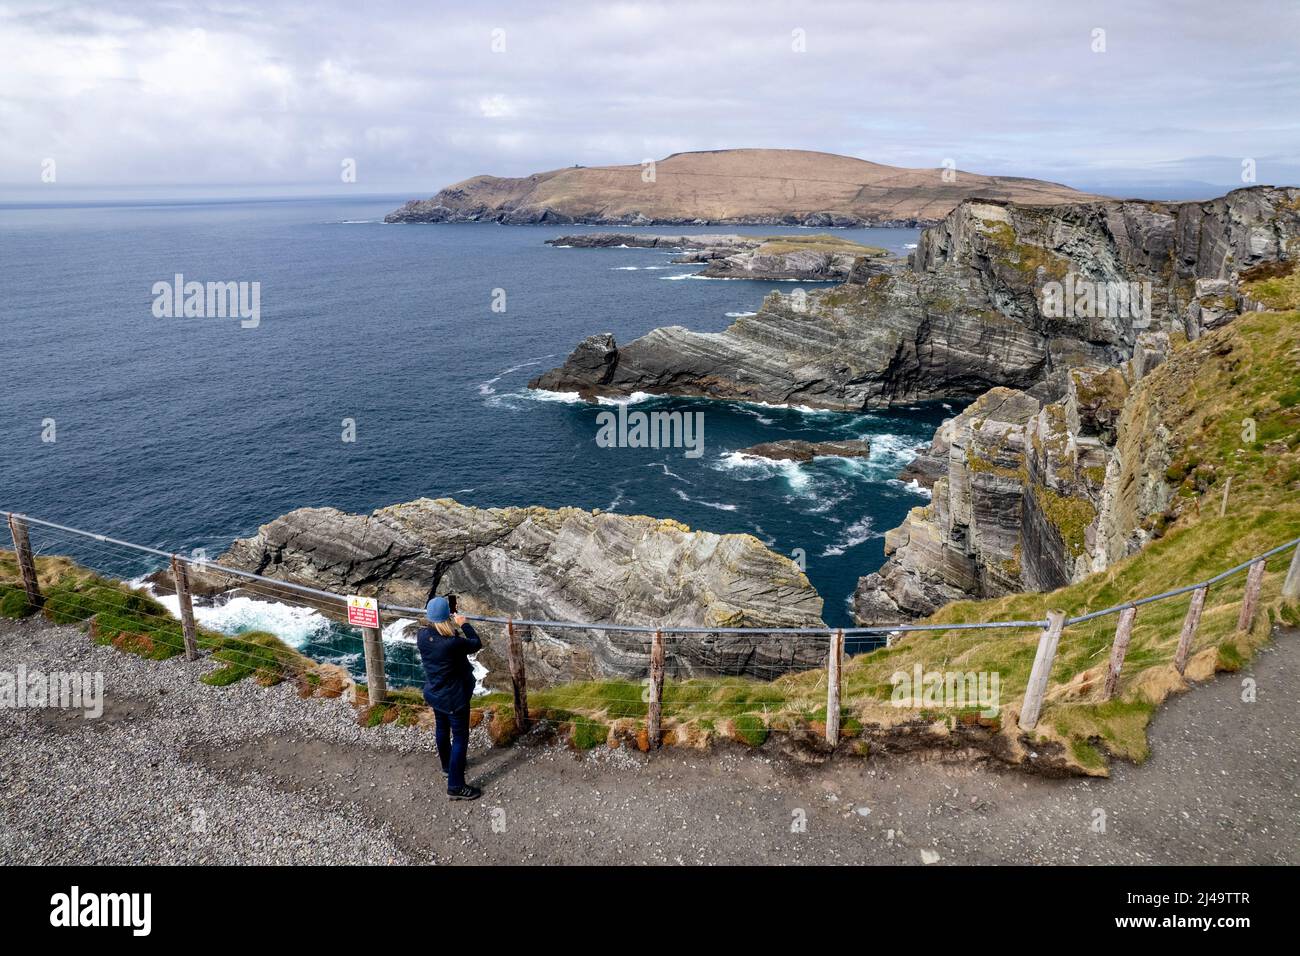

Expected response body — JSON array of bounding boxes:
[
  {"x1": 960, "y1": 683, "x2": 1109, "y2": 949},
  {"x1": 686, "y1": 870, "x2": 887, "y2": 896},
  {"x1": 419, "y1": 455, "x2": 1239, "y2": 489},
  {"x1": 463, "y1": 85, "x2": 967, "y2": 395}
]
[{"x1": 426, "y1": 596, "x2": 451, "y2": 623}]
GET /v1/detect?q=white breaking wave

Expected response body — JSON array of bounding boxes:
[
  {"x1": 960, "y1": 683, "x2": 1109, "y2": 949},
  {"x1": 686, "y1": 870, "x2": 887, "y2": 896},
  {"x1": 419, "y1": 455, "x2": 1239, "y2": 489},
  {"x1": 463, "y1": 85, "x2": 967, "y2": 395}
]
[
  {"x1": 714, "y1": 451, "x2": 811, "y2": 491},
  {"x1": 595, "y1": 391, "x2": 655, "y2": 405},
  {"x1": 868, "y1": 432, "x2": 923, "y2": 471},
  {"x1": 645, "y1": 461, "x2": 690, "y2": 483},
  {"x1": 731, "y1": 404, "x2": 775, "y2": 425},
  {"x1": 383, "y1": 617, "x2": 418, "y2": 642},
  {"x1": 898, "y1": 477, "x2": 933, "y2": 499},
  {"x1": 724, "y1": 311, "x2": 758, "y2": 318},
  {"x1": 793, "y1": 483, "x2": 852, "y2": 515},
  {"x1": 520, "y1": 388, "x2": 653, "y2": 406},
  {"x1": 733, "y1": 398, "x2": 847, "y2": 417},
  {"x1": 525, "y1": 389, "x2": 585, "y2": 404},
  {"x1": 821, "y1": 514, "x2": 878, "y2": 557},
  {"x1": 673, "y1": 488, "x2": 738, "y2": 511},
  {"x1": 477, "y1": 359, "x2": 544, "y2": 396},
  {"x1": 132, "y1": 578, "x2": 333, "y2": 650},
  {"x1": 133, "y1": 579, "x2": 492, "y2": 689}
]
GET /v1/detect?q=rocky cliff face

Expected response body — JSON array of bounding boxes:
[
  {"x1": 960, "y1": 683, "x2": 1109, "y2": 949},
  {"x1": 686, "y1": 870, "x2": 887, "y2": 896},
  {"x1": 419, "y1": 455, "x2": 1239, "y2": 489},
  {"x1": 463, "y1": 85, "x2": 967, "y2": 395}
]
[
  {"x1": 524, "y1": 186, "x2": 1300, "y2": 624},
  {"x1": 210, "y1": 498, "x2": 825, "y2": 684},
  {"x1": 854, "y1": 388, "x2": 1042, "y2": 620},
  {"x1": 531, "y1": 187, "x2": 1300, "y2": 411},
  {"x1": 852, "y1": 184, "x2": 1299, "y2": 622},
  {"x1": 854, "y1": 349, "x2": 1197, "y2": 623}
]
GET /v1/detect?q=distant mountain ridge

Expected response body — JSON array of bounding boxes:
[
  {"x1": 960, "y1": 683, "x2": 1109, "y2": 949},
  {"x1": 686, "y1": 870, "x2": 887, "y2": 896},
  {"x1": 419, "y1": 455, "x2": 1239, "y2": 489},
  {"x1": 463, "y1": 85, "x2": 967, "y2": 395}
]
[{"x1": 384, "y1": 148, "x2": 1102, "y2": 227}]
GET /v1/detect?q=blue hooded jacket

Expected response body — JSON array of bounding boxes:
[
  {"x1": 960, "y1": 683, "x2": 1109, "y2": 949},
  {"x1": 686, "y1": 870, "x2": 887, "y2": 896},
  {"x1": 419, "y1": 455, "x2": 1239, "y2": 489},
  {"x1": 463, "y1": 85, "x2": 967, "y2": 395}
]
[{"x1": 416, "y1": 617, "x2": 482, "y2": 713}]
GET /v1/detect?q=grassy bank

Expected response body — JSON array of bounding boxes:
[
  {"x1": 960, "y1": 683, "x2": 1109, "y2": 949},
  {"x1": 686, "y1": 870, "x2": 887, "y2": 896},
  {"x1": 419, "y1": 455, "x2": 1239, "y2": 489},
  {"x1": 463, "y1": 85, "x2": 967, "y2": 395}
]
[
  {"x1": 0, "y1": 554, "x2": 323, "y2": 691},
  {"x1": 755, "y1": 233, "x2": 888, "y2": 258}
]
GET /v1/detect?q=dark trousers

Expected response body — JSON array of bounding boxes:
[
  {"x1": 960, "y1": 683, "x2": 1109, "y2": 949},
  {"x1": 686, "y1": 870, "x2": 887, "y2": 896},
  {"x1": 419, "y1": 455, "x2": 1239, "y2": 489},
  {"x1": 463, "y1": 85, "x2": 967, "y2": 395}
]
[{"x1": 434, "y1": 704, "x2": 471, "y2": 791}]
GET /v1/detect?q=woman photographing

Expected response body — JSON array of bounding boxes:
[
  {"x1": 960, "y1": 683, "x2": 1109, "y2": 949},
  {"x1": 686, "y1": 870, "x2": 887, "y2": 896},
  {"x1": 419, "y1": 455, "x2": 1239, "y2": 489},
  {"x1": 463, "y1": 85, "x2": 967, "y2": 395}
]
[{"x1": 416, "y1": 596, "x2": 482, "y2": 800}]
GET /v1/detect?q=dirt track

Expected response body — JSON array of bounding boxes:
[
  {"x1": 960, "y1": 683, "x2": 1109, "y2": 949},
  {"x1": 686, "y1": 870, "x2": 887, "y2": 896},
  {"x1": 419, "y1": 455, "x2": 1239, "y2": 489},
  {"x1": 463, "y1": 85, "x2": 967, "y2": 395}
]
[{"x1": 2, "y1": 616, "x2": 1296, "y2": 865}]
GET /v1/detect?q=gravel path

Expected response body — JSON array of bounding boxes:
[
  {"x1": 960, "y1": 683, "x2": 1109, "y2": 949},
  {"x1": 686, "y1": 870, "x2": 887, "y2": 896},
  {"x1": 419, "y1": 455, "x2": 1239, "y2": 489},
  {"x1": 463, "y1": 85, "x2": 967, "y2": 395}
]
[{"x1": 2, "y1": 616, "x2": 1296, "y2": 865}]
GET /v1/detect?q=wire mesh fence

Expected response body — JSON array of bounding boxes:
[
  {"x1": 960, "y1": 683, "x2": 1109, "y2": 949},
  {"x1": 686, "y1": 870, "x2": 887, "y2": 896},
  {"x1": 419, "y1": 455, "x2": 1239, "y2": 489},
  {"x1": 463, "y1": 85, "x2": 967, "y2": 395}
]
[{"x1": 4, "y1": 509, "x2": 1299, "y2": 747}]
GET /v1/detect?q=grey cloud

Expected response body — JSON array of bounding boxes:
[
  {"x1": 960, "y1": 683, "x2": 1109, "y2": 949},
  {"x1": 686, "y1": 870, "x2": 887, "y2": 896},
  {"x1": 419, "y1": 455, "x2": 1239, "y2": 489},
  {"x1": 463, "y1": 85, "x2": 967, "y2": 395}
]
[{"x1": 1, "y1": 0, "x2": 1296, "y2": 197}]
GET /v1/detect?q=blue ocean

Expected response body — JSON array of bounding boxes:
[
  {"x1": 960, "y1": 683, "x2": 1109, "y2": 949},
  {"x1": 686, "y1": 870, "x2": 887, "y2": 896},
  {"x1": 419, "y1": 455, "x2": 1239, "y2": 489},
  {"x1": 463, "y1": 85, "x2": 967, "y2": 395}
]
[{"x1": 1, "y1": 194, "x2": 947, "y2": 682}]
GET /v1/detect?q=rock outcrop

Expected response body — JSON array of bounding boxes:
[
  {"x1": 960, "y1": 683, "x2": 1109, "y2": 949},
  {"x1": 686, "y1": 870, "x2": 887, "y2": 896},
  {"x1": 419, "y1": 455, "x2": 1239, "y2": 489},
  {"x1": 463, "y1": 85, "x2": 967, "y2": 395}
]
[
  {"x1": 548, "y1": 233, "x2": 752, "y2": 251},
  {"x1": 531, "y1": 187, "x2": 1300, "y2": 411},
  {"x1": 547, "y1": 232, "x2": 891, "y2": 281},
  {"x1": 385, "y1": 148, "x2": 1099, "y2": 226},
  {"x1": 733, "y1": 439, "x2": 872, "y2": 462},
  {"x1": 854, "y1": 388, "x2": 1042, "y2": 621},
  {"x1": 853, "y1": 189, "x2": 1300, "y2": 621},
  {"x1": 853, "y1": 351, "x2": 1190, "y2": 623},
  {"x1": 208, "y1": 498, "x2": 826, "y2": 684}
]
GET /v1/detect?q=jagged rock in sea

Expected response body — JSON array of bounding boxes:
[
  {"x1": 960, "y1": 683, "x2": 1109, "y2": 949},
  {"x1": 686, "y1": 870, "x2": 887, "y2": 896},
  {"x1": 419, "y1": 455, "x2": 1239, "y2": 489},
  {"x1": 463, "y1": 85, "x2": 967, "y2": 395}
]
[
  {"x1": 733, "y1": 439, "x2": 872, "y2": 462},
  {"x1": 547, "y1": 231, "x2": 891, "y2": 281},
  {"x1": 530, "y1": 187, "x2": 1300, "y2": 410},
  {"x1": 547, "y1": 233, "x2": 754, "y2": 250},
  {"x1": 207, "y1": 498, "x2": 826, "y2": 685}
]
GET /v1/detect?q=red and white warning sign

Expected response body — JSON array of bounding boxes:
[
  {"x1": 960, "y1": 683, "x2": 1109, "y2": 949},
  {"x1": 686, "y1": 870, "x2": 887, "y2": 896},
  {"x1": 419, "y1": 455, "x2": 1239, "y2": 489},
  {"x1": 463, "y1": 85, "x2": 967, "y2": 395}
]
[{"x1": 346, "y1": 594, "x2": 380, "y2": 629}]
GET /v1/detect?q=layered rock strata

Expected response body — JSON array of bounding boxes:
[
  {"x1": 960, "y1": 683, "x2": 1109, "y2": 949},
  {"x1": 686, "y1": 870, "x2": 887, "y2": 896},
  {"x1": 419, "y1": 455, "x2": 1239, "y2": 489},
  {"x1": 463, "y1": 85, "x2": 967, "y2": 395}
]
[
  {"x1": 531, "y1": 187, "x2": 1300, "y2": 411},
  {"x1": 207, "y1": 498, "x2": 826, "y2": 685}
]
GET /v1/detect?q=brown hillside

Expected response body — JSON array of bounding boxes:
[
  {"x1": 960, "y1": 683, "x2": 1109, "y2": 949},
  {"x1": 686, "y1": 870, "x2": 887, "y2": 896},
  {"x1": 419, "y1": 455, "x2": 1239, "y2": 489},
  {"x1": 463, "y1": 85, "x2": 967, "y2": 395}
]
[{"x1": 387, "y1": 148, "x2": 1102, "y2": 225}]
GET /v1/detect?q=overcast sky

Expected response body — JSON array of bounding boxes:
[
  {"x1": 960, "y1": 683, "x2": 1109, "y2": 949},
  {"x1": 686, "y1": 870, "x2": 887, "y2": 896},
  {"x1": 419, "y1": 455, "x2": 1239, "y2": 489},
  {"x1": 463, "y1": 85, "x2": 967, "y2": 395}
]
[{"x1": 2, "y1": 0, "x2": 1297, "y2": 199}]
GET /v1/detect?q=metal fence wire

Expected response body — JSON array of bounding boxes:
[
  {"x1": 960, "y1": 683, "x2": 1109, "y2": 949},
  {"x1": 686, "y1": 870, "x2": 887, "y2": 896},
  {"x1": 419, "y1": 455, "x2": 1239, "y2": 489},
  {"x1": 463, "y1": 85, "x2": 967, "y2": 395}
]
[{"x1": 4, "y1": 510, "x2": 1299, "y2": 743}]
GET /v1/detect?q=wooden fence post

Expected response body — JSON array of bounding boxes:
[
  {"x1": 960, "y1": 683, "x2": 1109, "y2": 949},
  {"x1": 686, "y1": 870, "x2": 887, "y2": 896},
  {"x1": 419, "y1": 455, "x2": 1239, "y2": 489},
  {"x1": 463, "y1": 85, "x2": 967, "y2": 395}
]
[
  {"x1": 1282, "y1": 545, "x2": 1300, "y2": 601},
  {"x1": 1102, "y1": 606, "x2": 1137, "y2": 700},
  {"x1": 1174, "y1": 585, "x2": 1207, "y2": 675},
  {"x1": 647, "y1": 629, "x2": 665, "y2": 749},
  {"x1": 1018, "y1": 610, "x2": 1065, "y2": 731},
  {"x1": 170, "y1": 556, "x2": 199, "y2": 661},
  {"x1": 361, "y1": 626, "x2": 387, "y2": 705},
  {"x1": 1236, "y1": 559, "x2": 1266, "y2": 633},
  {"x1": 825, "y1": 628, "x2": 844, "y2": 746},
  {"x1": 7, "y1": 515, "x2": 43, "y2": 610},
  {"x1": 1219, "y1": 476, "x2": 1232, "y2": 518},
  {"x1": 506, "y1": 618, "x2": 529, "y2": 731}
]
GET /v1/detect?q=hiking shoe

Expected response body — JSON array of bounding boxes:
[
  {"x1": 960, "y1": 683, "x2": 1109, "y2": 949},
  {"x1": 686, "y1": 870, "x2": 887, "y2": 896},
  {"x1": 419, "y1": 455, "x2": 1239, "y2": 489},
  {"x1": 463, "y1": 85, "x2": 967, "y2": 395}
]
[{"x1": 448, "y1": 785, "x2": 481, "y2": 801}]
